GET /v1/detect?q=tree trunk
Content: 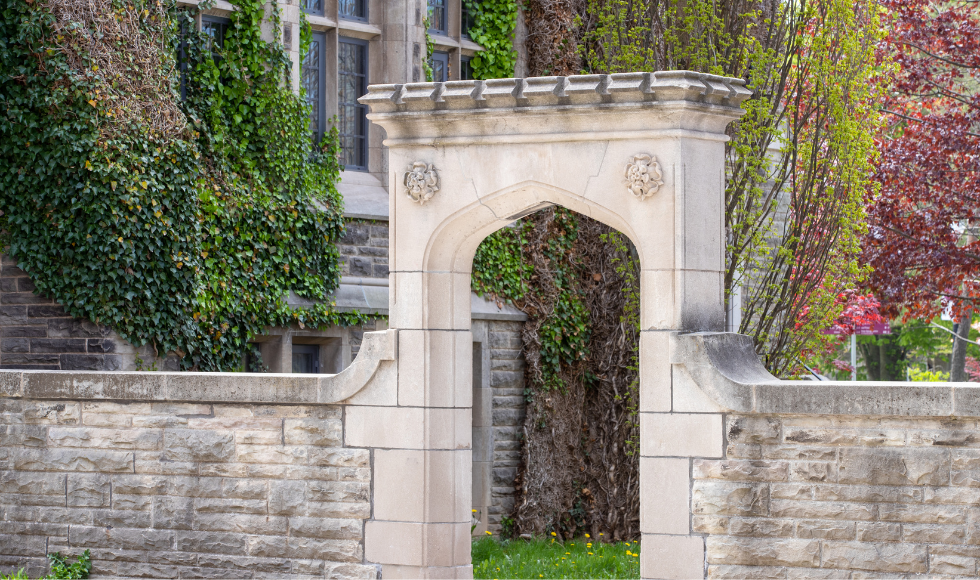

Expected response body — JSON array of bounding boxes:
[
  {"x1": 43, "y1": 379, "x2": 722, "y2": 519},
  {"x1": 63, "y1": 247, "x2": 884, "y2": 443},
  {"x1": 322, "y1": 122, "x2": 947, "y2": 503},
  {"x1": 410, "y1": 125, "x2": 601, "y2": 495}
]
[{"x1": 951, "y1": 309, "x2": 972, "y2": 382}]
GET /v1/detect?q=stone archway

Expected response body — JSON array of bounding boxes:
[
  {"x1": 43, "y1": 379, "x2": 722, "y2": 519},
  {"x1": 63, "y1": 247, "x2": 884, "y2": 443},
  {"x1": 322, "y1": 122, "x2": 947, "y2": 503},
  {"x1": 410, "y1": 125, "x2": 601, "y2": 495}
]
[{"x1": 360, "y1": 72, "x2": 751, "y2": 579}]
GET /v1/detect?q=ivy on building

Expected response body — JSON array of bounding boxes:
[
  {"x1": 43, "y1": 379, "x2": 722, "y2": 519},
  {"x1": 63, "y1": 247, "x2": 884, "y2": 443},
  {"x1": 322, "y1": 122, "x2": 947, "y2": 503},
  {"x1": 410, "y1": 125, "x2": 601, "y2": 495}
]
[
  {"x1": 462, "y1": 0, "x2": 518, "y2": 80},
  {"x1": 0, "y1": 0, "x2": 376, "y2": 371}
]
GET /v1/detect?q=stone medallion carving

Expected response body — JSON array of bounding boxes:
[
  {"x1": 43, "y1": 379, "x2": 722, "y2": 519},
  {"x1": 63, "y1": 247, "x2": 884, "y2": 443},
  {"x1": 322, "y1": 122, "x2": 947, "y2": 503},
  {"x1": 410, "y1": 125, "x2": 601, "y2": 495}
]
[
  {"x1": 625, "y1": 154, "x2": 664, "y2": 200},
  {"x1": 404, "y1": 162, "x2": 439, "y2": 205}
]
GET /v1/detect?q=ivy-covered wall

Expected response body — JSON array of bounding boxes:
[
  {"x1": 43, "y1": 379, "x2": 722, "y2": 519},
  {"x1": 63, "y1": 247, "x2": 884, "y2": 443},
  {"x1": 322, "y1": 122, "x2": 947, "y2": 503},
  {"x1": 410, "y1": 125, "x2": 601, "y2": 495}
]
[{"x1": 0, "y1": 0, "x2": 377, "y2": 372}]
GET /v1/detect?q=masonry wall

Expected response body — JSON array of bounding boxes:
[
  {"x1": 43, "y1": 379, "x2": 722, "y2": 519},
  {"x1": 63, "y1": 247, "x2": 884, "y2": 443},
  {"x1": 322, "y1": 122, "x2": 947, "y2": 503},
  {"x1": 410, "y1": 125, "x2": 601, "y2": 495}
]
[
  {"x1": 696, "y1": 413, "x2": 980, "y2": 578},
  {"x1": 0, "y1": 397, "x2": 376, "y2": 579},
  {"x1": 338, "y1": 220, "x2": 389, "y2": 280},
  {"x1": 0, "y1": 256, "x2": 153, "y2": 372},
  {"x1": 488, "y1": 321, "x2": 525, "y2": 533}
]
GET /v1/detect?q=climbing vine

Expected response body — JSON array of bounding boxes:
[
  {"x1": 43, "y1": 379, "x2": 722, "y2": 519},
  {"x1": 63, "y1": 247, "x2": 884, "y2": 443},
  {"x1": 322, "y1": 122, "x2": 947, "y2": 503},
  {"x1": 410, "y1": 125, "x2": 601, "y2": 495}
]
[
  {"x1": 462, "y1": 0, "x2": 518, "y2": 80},
  {"x1": 0, "y1": 0, "x2": 375, "y2": 371}
]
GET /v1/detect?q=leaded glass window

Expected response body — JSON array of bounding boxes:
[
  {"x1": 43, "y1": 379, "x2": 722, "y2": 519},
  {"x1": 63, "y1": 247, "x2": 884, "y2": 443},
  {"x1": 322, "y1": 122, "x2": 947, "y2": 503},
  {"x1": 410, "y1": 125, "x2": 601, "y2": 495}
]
[
  {"x1": 303, "y1": 0, "x2": 322, "y2": 17},
  {"x1": 339, "y1": 0, "x2": 366, "y2": 20},
  {"x1": 428, "y1": 0, "x2": 447, "y2": 34},
  {"x1": 201, "y1": 15, "x2": 230, "y2": 56},
  {"x1": 338, "y1": 37, "x2": 368, "y2": 170},
  {"x1": 430, "y1": 51, "x2": 449, "y2": 82},
  {"x1": 462, "y1": 1, "x2": 477, "y2": 38},
  {"x1": 302, "y1": 31, "x2": 327, "y2": 144}
]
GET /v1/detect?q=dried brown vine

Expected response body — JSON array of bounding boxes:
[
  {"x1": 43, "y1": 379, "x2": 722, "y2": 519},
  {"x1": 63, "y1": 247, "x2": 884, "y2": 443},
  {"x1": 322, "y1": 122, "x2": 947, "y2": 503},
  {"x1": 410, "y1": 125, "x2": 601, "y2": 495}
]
[{"x1": 509, "y1": 210, "x2": 640, "y2": 541}]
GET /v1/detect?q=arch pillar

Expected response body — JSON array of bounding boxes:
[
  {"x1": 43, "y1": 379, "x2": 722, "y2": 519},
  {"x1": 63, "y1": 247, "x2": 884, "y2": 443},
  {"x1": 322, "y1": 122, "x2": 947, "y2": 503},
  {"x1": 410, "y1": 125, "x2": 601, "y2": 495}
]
[{"x1": 359, "y1": 72, "x2": 751, "y2": 579}]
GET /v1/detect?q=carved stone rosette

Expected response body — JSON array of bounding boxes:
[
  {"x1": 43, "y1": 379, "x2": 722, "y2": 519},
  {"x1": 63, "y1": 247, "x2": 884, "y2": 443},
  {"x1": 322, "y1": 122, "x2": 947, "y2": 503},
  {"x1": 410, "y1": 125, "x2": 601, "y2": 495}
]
[
  {"x1": 404, "y1": 162, "x2": 439, "y2": 205},
  {"x1": 625, "y1": 154, "x2": 664, "y2": 200}
]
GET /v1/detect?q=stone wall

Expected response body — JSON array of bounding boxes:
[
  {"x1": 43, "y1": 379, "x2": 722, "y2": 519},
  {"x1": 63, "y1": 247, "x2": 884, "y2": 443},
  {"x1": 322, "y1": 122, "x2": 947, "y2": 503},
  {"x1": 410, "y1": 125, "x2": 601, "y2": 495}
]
[
  {"x1": 696, "y1": 413, "x2": 980, "y2": 578},
  {"x1": 488, "y1": 321, "x2": 525, "y2": 533},
  {"x1": 0, "y1": 255, "x2": 154, "y2": 372},
  {"x1": 0, "y1": 396, "x2": 376, "y2": 579},
  {"x1": 338, "y1": 220, "x2": 388, "y2": 279}
]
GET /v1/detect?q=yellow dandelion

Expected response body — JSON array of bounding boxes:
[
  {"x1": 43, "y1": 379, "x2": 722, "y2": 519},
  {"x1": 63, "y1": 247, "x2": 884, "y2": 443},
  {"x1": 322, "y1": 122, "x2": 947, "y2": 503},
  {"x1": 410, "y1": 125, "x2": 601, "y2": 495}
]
[
  {"x1": 551, "y1": 532, "x2": 556, "y2": 537},
  {"x1": 485, "y1": 531, "x2": 492, "y2": 536},
  {"x1": 585, "y1": 533, "x2": 590, "y2": 538}
]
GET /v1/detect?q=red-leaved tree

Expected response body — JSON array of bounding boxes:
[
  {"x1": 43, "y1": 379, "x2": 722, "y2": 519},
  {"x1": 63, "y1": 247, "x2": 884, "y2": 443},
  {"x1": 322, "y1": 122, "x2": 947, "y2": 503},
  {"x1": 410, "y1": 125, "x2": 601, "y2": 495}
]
[
  {"x1": 863, "y1": 0, "x2": 980, "y2": 316},
  {"x1": 861, "y1": 0, "x2": 980, "y2": 379}
]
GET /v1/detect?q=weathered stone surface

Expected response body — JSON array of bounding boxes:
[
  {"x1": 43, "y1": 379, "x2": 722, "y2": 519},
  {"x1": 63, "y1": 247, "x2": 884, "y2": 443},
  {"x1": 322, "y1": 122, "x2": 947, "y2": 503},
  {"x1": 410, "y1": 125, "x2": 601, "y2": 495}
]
[
  {"x1": 693, "y1": 481, "x2": 770, "y2": 517},
  {"x1": 163, "y1": 430, "x2": 235, "y2": 462},
  {"x1": 0, "y1": 399, "x2": 372, "y2": 577},
  {"x1": 706, "y1": 536, "x2": 820, "y2": 567},
  {"x1": 820, "y1": 541, "x2": 928, "y2": 573},
  {"x1": 696, "y1": 414, "x2": 980, "y2": 577},
  {"x1": 839, "y1": 447, "x2": 949, "y2": 486}
]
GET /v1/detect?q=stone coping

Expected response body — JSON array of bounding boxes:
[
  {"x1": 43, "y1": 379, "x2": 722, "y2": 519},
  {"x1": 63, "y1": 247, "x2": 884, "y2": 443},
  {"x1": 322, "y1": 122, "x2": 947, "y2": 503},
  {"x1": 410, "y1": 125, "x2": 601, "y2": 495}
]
[
  {"x1": 0, "y1": 330, "x2": 396, "y2": 405},
  {"x1": 359, "y1": 71, "x2": 752, "y2": 114},
  {"x1": 678, "y1": 332, "x2": 980, "y2": 417}
]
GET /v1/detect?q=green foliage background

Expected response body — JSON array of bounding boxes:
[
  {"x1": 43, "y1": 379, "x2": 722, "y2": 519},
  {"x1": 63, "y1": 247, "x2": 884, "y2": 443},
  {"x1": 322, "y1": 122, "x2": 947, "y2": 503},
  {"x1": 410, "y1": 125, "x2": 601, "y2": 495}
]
[{"x1": 0, "y1": 0, "x2": 373, "y2": 371}]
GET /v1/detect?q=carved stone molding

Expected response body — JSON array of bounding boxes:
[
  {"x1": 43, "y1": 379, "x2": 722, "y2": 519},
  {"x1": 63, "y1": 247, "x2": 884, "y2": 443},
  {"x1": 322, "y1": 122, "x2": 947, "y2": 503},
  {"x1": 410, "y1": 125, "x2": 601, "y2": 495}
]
[
  {"x1": 625, "y1": 153, "x2": 664, "y2": 200},
  {"x1": 404, "y1": 162, "x2": 439, "y2": 205}
]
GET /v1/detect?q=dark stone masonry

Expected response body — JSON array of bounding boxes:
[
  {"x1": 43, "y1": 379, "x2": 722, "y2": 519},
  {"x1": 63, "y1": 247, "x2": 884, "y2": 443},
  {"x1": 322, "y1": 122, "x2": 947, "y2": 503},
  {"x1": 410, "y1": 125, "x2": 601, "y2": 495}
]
[
  {"x1": 0, "y1": 255, "x2": 123, "y2": 371},
  {"x1": 337, "y1": 220, "x2": 388, "y2": 279}
]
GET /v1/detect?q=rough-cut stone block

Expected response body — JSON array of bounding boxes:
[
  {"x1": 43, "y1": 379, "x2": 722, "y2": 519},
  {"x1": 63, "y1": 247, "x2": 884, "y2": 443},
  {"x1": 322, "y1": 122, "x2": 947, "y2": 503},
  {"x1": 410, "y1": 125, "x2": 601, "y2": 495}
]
[
  {"x1": 694, "y1": 459, "x2": 788, "y2": 482},
  {"x1": 283, "y1": 418, "x2": 342, "y2": 446},
  {"x1": 12, "y1": 448, "x2": 132, "y2": 472},
  {"x1": 839, "y1": 447, "x2": 949, "y2": 486},
  {"x1": 877, "y1": 503, "x2": 966, "y2": 525},
  {"x1": 728, "y1": 517, "x2": 795, "y2": 538},
  {"x1": 706, "y1": 536, "x2": 820, "y2": 568},
  {"x1": 769, "y1": 499, "x2": 874, "y2": 521},
  {"x1": 693, "y1": 481, "x2": 769, "y2": 517},
  {"x1": 795, "y1": 520, "x2": 855, "y2": 540},
  {"x1": 163, "y1": 429, "x2": 235, "y2": 462},
  {"x1": 820, "y1": 541, "x2": 927, "y2": 573},
  {"x1": 67, "y1": 474, "x2": 110, "y2": 508},
  {"x1": 856, "y1": 522, "x2": 902, "y2": 542},
  {"x1": 727, "y1": 416, "x2": 780, "y2": 445}
]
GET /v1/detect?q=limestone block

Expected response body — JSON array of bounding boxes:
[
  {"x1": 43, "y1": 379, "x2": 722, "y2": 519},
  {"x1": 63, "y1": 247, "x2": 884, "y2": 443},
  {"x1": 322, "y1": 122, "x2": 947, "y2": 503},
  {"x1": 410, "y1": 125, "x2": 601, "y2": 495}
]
[
  {"x1": 930, "y1": 553, "x2": 976, "y2": 576},
  {"x1": 705, "y1": 536, "x2": 819, "y2": 568},
  {"x1": 344, "y1": 406, "x2": 423, "y2": 448},
  {"x1": 163, "y1": 429, "x2": 235, "y2": 463},
  {"x1": 175, "y1": 531, "x2": 248, "y2": 555},
  {"x1": 374, "y1": 449, "x2": 425, "y2": 521},
  {"x1": 641, "y1": 534, "x2": 706, "y2": 580},
  {"x1": 839, "y1": 447, "x2": 949, "y2": 486},
  {"x1": 855, "y1": 522, "x2": 902, "y2": 543},
  {"x1": 693, "y1": 459, "x2": 789, "y2": 482},
  {"x1": 693, "y1": 481, "x2": 770, "y2": 517},
  {"x1": 640, "y1": 457, "x2": 691, "y2": 535},
  {"x1": 67, "y1": 474, "x2": 110, "y2": 508},
  {"x1": 769, "y1": 499, "x2": 874, "y2": 521},
  {"x1": 727, "y1": 517, "x2": 795, "y2": 538},
  {"x1": 727, "y1": 416, "x2": 780, "y2": 445},
  {"x1": 641, "y1": 412, "x2": 723, "y2": 457},
  {"x1": 288, "y1": 517, "x2": 363, "y2": 540},
  {"x1": 877, "y1": 502, "x2": 966, "y2": 524},
  {"x1": 794, "y1": 520, "x2": 855, "y2": 540},
  {"x1": 820, "y1": 541, "x2": 927, "y2": 573},
  {"x1": 48, "y1": 426, "x2": 162, "y2": 450},
  {"x1": 364, "y1": 521, "x2": 423, "y2": 566},
  {"x1": 12, "y1": 448, "x2": 132, "y2": 472}
]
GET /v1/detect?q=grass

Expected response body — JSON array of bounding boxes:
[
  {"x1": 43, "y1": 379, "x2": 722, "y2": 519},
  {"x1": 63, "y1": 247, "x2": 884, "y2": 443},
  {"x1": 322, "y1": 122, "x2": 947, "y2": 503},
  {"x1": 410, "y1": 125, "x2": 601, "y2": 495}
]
[{"x1": 472, "y1": 535, "x2": 640, "y2": 579}]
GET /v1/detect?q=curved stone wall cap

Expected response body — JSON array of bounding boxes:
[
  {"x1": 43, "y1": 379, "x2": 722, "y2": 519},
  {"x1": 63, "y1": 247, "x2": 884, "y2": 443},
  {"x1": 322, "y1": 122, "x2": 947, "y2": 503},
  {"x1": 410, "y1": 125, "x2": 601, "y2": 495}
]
[
  {"x1": 677, "y1": 331, "x2": 980, "y2": 417},
  {"x1": 358, "y1": 71, "x2": 752, "y2": 115},
  {"x1": 3, "y1": 330, "x2": 397, "y2": 405}
]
